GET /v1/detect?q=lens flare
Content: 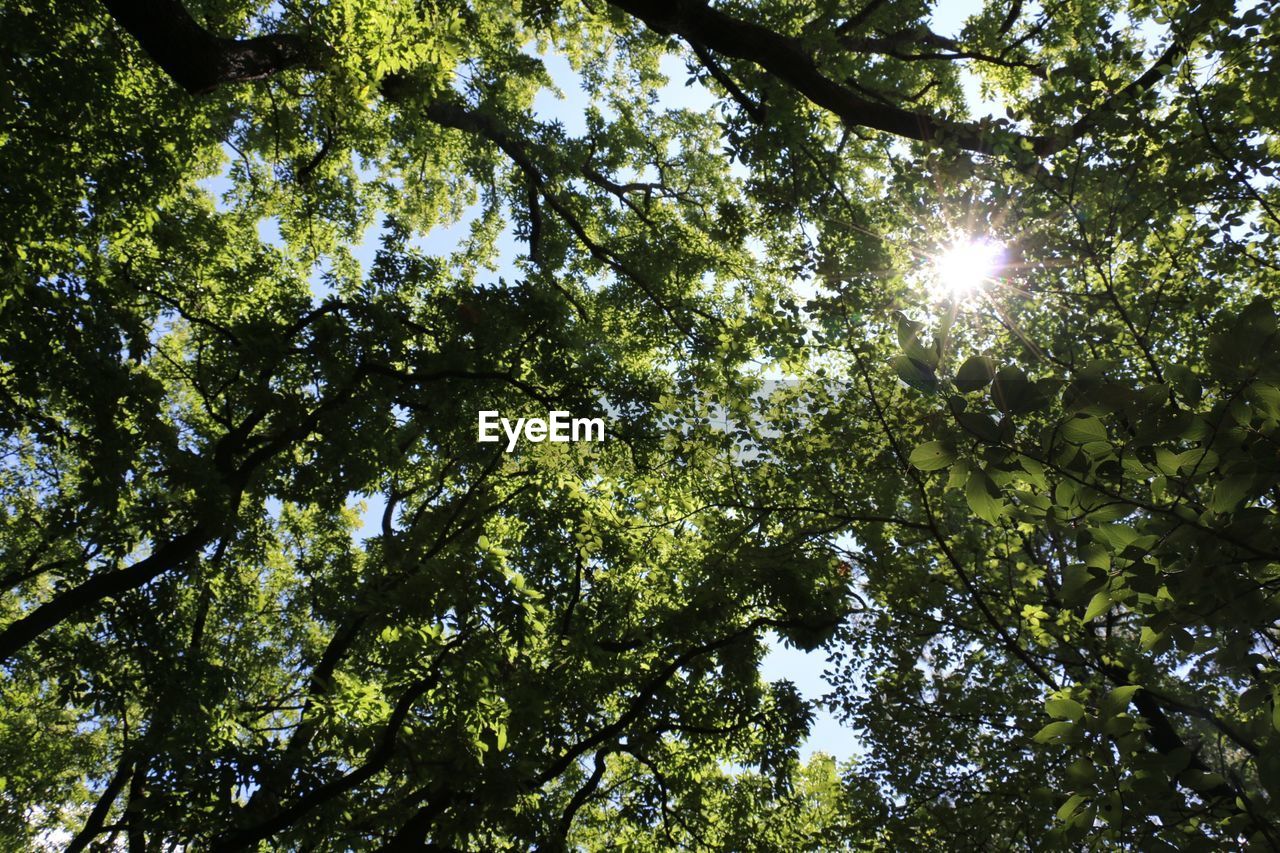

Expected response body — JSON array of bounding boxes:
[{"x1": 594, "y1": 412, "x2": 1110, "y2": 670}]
[{"x1": 931, "y1": 238, "x2": 1004, "y2": 300}]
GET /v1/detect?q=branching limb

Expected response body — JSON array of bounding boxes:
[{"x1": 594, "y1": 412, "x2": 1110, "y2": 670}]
[{"x1": 100, "y1": 0, "x2": 316, "y2": 93}]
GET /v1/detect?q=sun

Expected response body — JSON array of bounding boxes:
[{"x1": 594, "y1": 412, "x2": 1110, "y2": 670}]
[{"x1": 930, "y1": 237, "x2": 1004, "y2": 300}]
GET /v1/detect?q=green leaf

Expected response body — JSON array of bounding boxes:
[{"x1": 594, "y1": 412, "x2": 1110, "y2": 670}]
[
  {"x1": 896, "y1": 314, "x2": 939, "y2": 367},
  {"x1": 1081, "y1": 499, "x2": 1134, "y2": 523},
  {"x1": 1210, "y1": 473, "x2": 1252, "y2": 512},
  {"x1": 1054, "y1": 478, "x2": 1077, "y2": 509},
  {"x1": 1060, "y1": 563, "x2": 1100, "y2": 604},
  {"x1": 954, "y1": 411, "x2": 1002, "y2": 443},
  {"x1": 954, "y1": 356, "x2": 997, "y2": 392},
  {"x1": 1155, "y1": 447, "x2": 1183, "y2": 476},
  {"x1": 966, "y1": 469, "x2": 1005, "y2": 524},
  {"x1": 909, "y1": 440, "x2": 956, "y2": 471},
  {"x1": 896, "y1": 312, "x2": 924, "y2": 351},
  {"x1": 1033, "y1": 720, "x2": 1076, "y2": 743},
  {"x1": 1165, "y1": 363, "x2": 1202, "y2": 404},
  {"x1": 1046, "y1": 697, "x2": 1086, "y2": 721},
  {"x1": 945, "y1": 459, "x2": 971, "y2": 491},
  {"x1": 1065, "y1": 759, "x2": 1097, "y2": 784},
  {"x1": 1242, "y1": 296, "x2": 1277, "y2": 336},
  {"x1": 893, "y1": 355, "x2": 938, "y2": 392},
  {"x1": 992, "y1": 365, "x2": 1030, "y2": 413},
  {"x1": 1062, "y1": 415, "x2": 1107, "y2": 444},
  {"x1": 1057, "y1": 792, "x2": 1089, "y2": 821},
  {"x1": 1101, "y1": 685, "x2": 1140, "y2": 717},
  {"x1": 1018, "y1": 455, "x2": 1047, "y2": 489},
  {"x1": 1091, "y1": 524, "x2": 1138, "y2": 551},
  {"x1": 1083, "y1": 589, "x2": 1114, "y2": 621}
]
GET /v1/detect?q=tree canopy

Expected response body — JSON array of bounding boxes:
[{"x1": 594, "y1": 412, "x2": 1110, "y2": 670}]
[{"x1": 2, "y1": 0, "x2": 1279, "y2": 848}]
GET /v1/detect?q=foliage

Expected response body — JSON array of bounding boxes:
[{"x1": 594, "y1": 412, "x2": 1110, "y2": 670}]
[{"x1": 2, "y1": 0, "x2": 1279, "y2": 848}]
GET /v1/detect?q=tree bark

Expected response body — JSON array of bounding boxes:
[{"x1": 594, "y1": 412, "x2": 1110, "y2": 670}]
[
  {"x1": 0, "y1": 524, "x2": 210, "y2": 662},
  {"x1": 101, "y1": 0, "x2": 313, "y2": 93},
  {"x1": 605, "y1": 0, "x2": 1016, "y2": 154}
]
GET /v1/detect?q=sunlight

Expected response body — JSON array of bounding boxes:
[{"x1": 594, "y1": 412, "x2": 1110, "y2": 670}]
[{"x1": 930, "y1": 237, "x2": 1004, "y2": 300}]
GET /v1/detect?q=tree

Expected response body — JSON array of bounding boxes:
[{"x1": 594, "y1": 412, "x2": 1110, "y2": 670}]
[{"x1": 1, "y1": 0, "x2": 1278, "y2": 848}]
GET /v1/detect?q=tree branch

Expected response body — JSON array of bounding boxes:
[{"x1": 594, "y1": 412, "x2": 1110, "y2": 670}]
[
  {"x1": 606, "y1": 0, "x2": 1020, "y2": 155},
  {"x1": 100, "y1": 0, "x2": 315, "y2": 93}
]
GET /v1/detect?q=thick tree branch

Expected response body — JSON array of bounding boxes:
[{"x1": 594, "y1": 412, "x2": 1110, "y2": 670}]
[
  {"x1": 1040, "y1": 39, "x2": 1190, "y2": 156},
  {"x1": 1100, "y1": 663, "x2": 1259, "y2": 820},
  {"x1": 0, "y1": 377, "x2": 361, "y2": 663},
  {"x1": 0, "y1": 524, "x2": 212, "y2": 662},
  {"x1": 100, "y1": 0, "x2": 314, "y2": 93},
  {"x1": 555, "y1": 749, "x2": 611, "y2": 843},
  {"x1": 66, "y1": 753, "x2": 137, "y2": 853},
  {"x1": 608, "y1": 0, "x2": 1207, "y2": 159},
  {"x1": 607, "y1": 0, "x2": 1021, "y2": 155},
  {"x1": 999, "y1": 0, "x2": 1024, "y2": 36},
  {"x1": 101, "y1": 0, "x2": 1202, "y2": 165}
]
